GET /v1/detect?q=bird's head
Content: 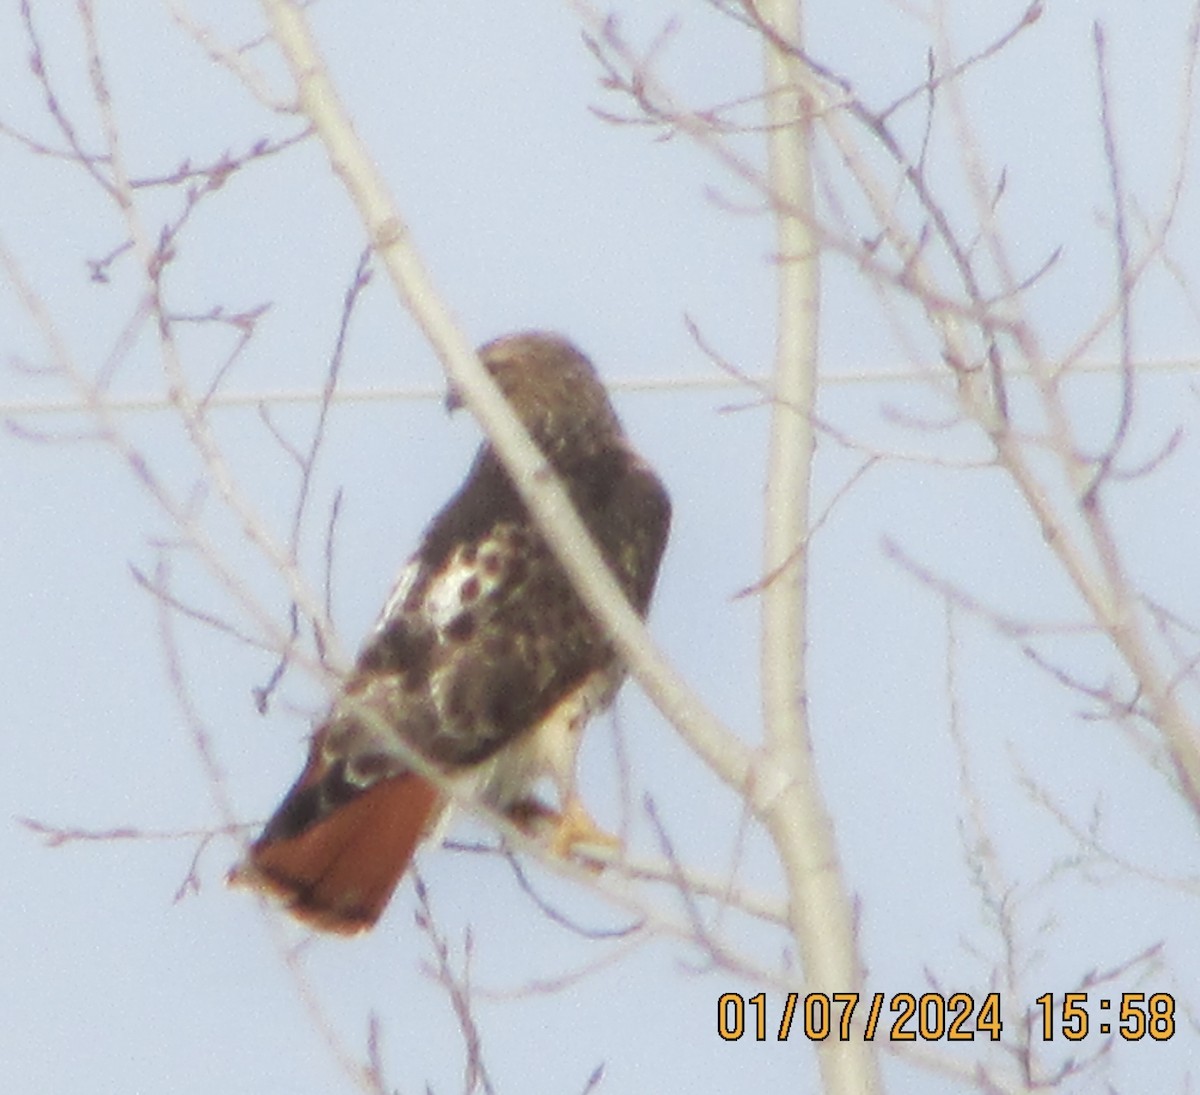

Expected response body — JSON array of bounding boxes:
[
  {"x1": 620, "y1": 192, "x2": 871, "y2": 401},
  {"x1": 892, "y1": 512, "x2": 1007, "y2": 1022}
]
[{"x1": 447, "y1": 331, "x2": 624, "y2": 463}]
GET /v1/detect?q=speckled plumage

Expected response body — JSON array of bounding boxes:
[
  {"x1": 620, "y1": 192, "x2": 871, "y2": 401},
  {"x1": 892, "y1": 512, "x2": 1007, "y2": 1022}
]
[{"x1": 232, "y1": 332, "x2": 671, "y2": 933}]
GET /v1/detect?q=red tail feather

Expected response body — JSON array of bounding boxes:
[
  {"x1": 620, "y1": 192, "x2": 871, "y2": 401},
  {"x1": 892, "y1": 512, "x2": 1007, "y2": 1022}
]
[{"x1": 231, "y1": 773, "x2": 441, "y2": 934}]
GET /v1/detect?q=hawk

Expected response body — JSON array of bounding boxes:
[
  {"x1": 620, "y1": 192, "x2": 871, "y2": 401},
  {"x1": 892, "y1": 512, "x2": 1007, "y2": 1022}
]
[{"x1": 231, "y1": 331, "x2": 671, "y2": 933}]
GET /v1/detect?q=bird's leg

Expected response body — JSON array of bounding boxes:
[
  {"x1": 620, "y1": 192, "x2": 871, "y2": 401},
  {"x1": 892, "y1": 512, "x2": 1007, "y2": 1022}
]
[
  {"x1": 502, "y1": 693, "x2": 621, "y2": 865},
  {"x1": 546, "y1": 741, "x2": 620, "y2": 865}
]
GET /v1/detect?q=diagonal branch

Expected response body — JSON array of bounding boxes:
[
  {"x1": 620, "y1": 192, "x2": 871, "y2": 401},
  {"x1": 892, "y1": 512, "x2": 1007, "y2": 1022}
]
[{"x1": 257, "y1": 0, "x2": 754, "y2": 797}]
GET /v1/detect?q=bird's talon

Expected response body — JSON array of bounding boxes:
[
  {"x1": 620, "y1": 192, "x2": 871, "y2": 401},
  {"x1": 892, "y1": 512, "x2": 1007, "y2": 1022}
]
[
  {"x1": 505, "y1": 797, "x2": 619, "y2": 869},
  {"x1": 550, "y1": 799, "x2": 620, "y2": 868}
]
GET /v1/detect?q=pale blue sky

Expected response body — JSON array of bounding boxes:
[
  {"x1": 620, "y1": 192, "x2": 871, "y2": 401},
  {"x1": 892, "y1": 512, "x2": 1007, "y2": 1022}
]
[{"x1": 3, "y1": 2, "x2": 1199, "y2": 1093}]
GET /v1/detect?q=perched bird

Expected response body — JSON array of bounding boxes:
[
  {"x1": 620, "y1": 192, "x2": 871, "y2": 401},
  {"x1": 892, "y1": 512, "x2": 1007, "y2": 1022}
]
[{"x1": 231, "y1": 332, "x2": 671, "y2": 933}]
